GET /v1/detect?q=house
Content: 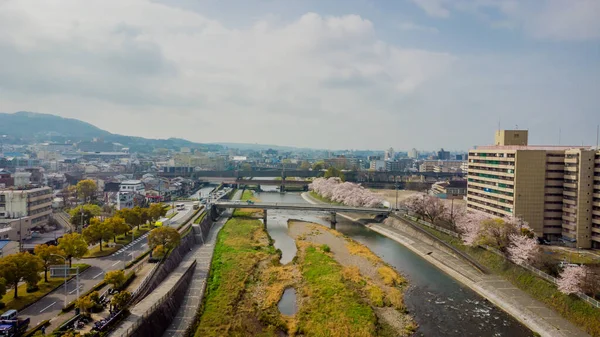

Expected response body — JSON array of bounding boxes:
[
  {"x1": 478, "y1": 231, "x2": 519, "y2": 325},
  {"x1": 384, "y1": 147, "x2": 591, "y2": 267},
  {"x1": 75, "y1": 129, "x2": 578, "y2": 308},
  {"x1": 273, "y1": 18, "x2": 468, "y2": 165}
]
[{"x1": 431, "y1": 180, "x2": 467, "y2": 199}]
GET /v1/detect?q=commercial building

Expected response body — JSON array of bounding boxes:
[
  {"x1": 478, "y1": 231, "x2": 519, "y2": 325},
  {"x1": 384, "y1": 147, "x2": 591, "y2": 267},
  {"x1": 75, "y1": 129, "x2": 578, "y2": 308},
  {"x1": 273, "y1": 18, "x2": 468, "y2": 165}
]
[
  {"x1": 370, "y1": 160, "x2": 386, "y2": 171},
  {"x1": 467, "y1": 130, "x2": 600, "y2": 248},
  {"x1": 409, "y1": 148, "x2": 419, "y2": 159},
  {"x1": 437, "y1": 148, "x2": 450, "y2": 160}
]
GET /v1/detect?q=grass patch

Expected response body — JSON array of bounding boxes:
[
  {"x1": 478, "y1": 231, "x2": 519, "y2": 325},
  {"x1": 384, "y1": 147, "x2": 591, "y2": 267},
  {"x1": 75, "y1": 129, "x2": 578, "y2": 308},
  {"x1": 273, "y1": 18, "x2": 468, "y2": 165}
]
[
  {"x1": 377, "y1": 266, "x2": 405, "y2": 287},
  {"x1": 1, "y1": 279, "x2": 68, "y2": 311},
  {"x1": 365, "y1": 284, "x2": 385, "y2": 307},
  {"x1": 309, "y1": 191, "x2": 344, "y2": 206},
  {"x1": 419, "y1": 224, "x2": 600, "y2": 337},
  {"x1": 167, "y1": 211, "x2": 179, "y2": 219},
  {"x1": 194, "y1": 211, "x2": 207, "y2": 224},
  {"x1": 233, "y1": 190, "x2": 264, "y2": 218},
  {"x1": 346, "y1": 240, "x2": 380, "y2": 264},
  {"x1": 83, "y1": 229, "x2": 149, "y2": 258},
  {"x1": 297, "y1": 245, "x2": 377, "y2": 337},
  {"x1": 195, "y1": 218, "x2": 275, "y2": 337}
]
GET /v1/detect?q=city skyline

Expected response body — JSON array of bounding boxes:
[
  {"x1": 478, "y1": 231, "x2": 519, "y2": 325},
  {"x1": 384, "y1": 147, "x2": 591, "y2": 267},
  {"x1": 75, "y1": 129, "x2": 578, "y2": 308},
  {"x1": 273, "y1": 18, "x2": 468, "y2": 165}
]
[{"x1": 0, "y1": 0, "x2": 598, "y2": 150}]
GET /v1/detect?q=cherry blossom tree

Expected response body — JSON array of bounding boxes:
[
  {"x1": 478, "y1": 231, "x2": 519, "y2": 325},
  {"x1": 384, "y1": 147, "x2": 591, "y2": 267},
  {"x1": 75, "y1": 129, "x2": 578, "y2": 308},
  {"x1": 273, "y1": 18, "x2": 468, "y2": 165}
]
[
  {"x1": 557, "y1": 265, "x2": 588, "y2": 295},
  {"x1": 507, "y1": 233, "x2": 539, "y2": 265},
  {"x1": 309, "y1": 177, "x2": 383, "y2": 208}
]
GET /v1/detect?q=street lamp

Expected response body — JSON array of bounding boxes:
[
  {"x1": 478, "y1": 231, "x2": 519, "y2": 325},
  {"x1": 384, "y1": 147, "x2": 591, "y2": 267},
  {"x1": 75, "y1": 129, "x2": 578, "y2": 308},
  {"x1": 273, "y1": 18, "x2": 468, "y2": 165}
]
[{"x1": 50, "y1": 254, "x2": 69, "y2": 309}]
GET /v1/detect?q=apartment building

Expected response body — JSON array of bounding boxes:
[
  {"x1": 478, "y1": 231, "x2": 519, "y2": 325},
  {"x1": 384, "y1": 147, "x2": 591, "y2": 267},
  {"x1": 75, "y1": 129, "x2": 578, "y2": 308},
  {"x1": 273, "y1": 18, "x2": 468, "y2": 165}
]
[
  {"x1": 467, "y1": 130, "x2": 600, "y2": 248},
  {"x1": 0, "y1": 187, "x2": 53, "y2": 241}
]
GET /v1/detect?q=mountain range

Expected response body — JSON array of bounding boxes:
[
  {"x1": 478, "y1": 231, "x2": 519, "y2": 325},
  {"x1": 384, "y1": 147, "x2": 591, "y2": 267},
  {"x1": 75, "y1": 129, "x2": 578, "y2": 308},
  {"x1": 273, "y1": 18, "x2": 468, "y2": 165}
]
[{"x1": 0, "y1": 111, "x2": 222, "y2": 152}]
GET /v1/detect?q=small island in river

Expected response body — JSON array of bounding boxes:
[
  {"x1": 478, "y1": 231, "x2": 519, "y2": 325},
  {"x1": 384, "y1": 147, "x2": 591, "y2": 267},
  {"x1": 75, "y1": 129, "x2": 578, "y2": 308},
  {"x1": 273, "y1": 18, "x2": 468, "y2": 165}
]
[{"x1": 194, "y1": 215, "x2": 416, "y2": 337}]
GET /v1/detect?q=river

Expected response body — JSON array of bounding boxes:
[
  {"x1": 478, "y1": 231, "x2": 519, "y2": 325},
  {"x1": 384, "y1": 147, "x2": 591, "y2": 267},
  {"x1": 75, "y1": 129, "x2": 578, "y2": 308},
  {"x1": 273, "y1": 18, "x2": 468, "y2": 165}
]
[{"x1": 255, "y1": 190, "x2": 532, "y2": 337}]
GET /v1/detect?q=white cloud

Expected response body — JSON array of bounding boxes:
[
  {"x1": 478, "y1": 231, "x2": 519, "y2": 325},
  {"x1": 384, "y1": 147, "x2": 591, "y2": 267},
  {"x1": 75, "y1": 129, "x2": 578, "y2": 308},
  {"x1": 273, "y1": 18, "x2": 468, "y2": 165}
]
[
  {"x1": 410, "y1": 0, "x2": 600, "y2": 41},
  {"x1": 0, "y1": 0, "x2": 456, "y2": 149}
]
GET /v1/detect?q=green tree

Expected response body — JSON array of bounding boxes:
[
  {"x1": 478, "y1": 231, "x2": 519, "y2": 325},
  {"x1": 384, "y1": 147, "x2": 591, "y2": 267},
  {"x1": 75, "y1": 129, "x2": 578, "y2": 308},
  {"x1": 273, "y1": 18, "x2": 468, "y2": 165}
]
[
  {"x1": 69, "y1": 204, "x2": 102, "y2": 230},
  {"x1": 34, "y1": 244, "x2": 66, "y2": 282},
  {"x1": 148, "y1": 227, "x2": 181, "y2": 251},
  {"x1": 82, "y1": 219, "x2": 114, "y2": 252},
  {"x1": 152, "y1": 245, "x2": 166, "y2": 259},
  {"x1": 58, "y1": 233, "x2": 89, "y2": 267},
  {"x1": 0, "y1": 278, "x2": 7, "y2": 304},
  {"x1": 75, "y1": 295, "x2": 94, "y2": 314},
  {"x1": 0, "y1": 252, "x2": 43, "y2": 298},
  {"x1": 148, "y1": 203, "x2": 167, "y2": 222},
  {"x1": 139, "y1": 208, "x2": 150, "y2": 228},
  {"x1": 240, "y1": 163, "x2": 252, "y2": 171},
  {"x1": 477, "y1": 218, "x2": 520, "y2": 254},
  {"x1": 111, "y1": 291, "x2": 132, "y2": 311},
  {"x1": 76, "y1": 179, "x2": 97, "y2": 203},
  {"x1": 324, "y1": 167, "x2": 345, "y2": 181},
  {"x1": 312, "y1": 161, "x2": 325, "y2": 171},
  {"x1": 117, "y1": 208, "x2": 142, "y2": 230},
  {"x1": 299, "y1": 161, "x2": 311, "y2": 170},
  {"x1": 106, "y1": 216, "x2": 129, "y2": 243},
  {"x1": 104, "y1": 270, "x2": 126, "y2": 290}
]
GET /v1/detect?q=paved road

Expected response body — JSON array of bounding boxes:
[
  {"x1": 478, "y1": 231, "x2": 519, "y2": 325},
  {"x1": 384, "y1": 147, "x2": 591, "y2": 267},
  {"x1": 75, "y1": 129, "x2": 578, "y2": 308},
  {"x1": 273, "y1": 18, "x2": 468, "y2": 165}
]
[{"x1": 19, "y1": 205, "x2": 200, "y2": 327}]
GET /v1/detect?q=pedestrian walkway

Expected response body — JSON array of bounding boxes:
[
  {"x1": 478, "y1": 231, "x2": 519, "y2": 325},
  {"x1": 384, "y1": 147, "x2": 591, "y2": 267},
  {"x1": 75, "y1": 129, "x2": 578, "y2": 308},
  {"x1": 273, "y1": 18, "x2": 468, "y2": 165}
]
[
  {"x1": 369, "y1": 220, "x2": 590, "y2": 337},
  {"x1": 161, "y1": 215, "x2": 227, "y2": 337}
]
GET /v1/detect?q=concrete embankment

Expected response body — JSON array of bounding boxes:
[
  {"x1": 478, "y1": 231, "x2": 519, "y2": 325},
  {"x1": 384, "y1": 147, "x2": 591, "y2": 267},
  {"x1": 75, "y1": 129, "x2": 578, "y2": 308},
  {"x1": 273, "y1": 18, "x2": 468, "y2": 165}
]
[{"x1": 369, "y1": 218, "x2": 589, "y2": 337}]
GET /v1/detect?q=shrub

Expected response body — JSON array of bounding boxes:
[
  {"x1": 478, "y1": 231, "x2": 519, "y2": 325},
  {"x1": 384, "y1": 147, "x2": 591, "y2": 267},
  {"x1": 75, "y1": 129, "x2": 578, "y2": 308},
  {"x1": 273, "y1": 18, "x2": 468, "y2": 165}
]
[{"x1": 321, "y1": 244, "x2": 330, "y2": 253}]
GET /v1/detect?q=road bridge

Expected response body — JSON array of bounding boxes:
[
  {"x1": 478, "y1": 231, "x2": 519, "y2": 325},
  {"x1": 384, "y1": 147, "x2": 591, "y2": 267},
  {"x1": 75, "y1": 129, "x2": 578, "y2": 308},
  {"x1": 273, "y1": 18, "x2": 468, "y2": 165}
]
[
  {"x1": 221, "y1": 179, "x2": 310, "y2": 191},
  {"x1": 157, "y1": 169, "x2": 464, "y2": 182},
  {"x1": 212, "y1": 201, "x2": 390, "y2": 228}
]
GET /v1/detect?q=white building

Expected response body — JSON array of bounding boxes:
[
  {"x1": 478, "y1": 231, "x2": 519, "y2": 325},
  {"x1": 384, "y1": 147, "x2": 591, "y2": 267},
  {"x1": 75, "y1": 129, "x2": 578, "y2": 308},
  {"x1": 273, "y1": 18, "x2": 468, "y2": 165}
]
[
  {"x1": 370, "y1": 160, "x2": 386, "y2": 171},
  {"x1": 120, "y1": 180, "x2": 145, "y2": 194},
  {"x1": 117, "y1": 180, "x2": 145, "y2": 210},
  {"x1": 0, "y1": 187, "x2": 53, "y2": 229},
  {"x1": 384, "y1": 147, "x2": 395, "y2": 161},
  {"x1": 409, "y1": 148, "x2": 419, "y2": 159}
]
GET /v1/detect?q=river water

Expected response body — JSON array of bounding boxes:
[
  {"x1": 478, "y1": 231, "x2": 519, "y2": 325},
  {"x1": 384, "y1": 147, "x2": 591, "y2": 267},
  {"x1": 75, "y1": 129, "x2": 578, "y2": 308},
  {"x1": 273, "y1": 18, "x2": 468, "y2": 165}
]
[{"x1": 255, "y1": 190, "x2": 532, "y2": 337}]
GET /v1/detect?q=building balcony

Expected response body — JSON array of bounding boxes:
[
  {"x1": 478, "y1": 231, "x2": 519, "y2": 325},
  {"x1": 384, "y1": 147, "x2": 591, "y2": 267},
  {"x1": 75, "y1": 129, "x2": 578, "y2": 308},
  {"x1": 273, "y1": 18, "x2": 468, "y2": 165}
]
[
  {"x1": 563, "y1": 190, "x2": 577, "y2": 198},
  {"x1": 563, "y1": 174, "x2": 577, "y2": 181},
  {"x1": 467, "y1": 180, "x2": 514, "y2": 193},
  {"x1": 563, "y1": 206, "x2": 577, "y2": 214},
  {"x1": 562, "y1": 214, "x2": 576, "y2": 222},
  {"x1": 544, "y1": 196, "x2": 563, "y2": 203},
  {"x1": 565, "y1": 157, "x2": 579, "y2": 164},
  {"x1": 467, "y1": 199, "x2": 512, "y2": 217},
  {"x1": 594, "y1": 201, "x2": 600, "y2": 207},
  {"x1": 545, "y1": 180, "x2": 564, "y2": 187},
  {"x1": 563, "y1": 198, "x2": 576, "y2": 206},
  {"x1": 547, "y1": 164, "x2": 565, "y2": 171},
  {"x1": 546, "y1": 172, "x2": 565, "y2": 179},
  {"x1": 468, "y1": 168, "x2": 514, "y2": 178},
  {"x1": 563, "y1": 183, "x2": 577, "y2": 189},
  {"x1": 564, "y1": 166, "x2": 578, "y2": 172}
]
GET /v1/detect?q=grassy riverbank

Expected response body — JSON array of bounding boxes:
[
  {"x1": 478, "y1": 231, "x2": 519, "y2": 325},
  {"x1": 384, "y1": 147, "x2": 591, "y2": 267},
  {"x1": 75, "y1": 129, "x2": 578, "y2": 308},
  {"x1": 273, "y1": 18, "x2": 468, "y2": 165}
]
[
  {"x1": 232, "y1": 190, "x2": 263, "y2": 217},
  {"x1": 309, "y1": 191, "x2": 343, "y2": 205},
  {"x1": 195, "y1": 217, "x2": 414, "y2": 336},
  {"x1": 419, "y1": 224, "x2": 600, "y2": 337}
]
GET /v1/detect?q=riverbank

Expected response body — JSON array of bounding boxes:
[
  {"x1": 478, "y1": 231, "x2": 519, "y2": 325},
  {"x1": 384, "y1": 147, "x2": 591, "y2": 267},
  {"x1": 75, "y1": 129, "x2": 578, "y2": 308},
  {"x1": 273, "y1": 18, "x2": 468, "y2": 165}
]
[
  {"x1": 369, "y1": 218, "x2": 589, "y2": 337},
  {"x1": 194, "y1": 216, "x2": 415, "y2": 336}
]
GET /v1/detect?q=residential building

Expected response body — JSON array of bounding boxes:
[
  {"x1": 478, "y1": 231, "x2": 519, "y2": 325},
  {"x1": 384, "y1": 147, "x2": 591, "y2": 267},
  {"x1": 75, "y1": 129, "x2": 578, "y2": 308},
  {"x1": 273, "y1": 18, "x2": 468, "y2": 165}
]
[
  {"x1": 0, "y1": 187, "x2": 53, "y2": 229},
  {"x1": 117, "y1": 180, "x2": 146, "y2": 210},
  {"x1": 384, "y1": 148, "x2": 395, "y2": 161},
  {"x1": 409, "y1": 148, "x2": 419, "y2": 159},
  {"x1": 431, "y1": 180, "x2": 467, "y2": 199},
  {"x1": 370, "y1": 160, "x2": 386, "y2": 171},
  {"x1": 386, "y1": 159, "x2": 412, "y2": 172},
  {"x1": 119, "y1": 180, "x2": 145, "y2": 194},
  {"x1": 467, "y1": 130, "x2": 600, "y2": 248}
]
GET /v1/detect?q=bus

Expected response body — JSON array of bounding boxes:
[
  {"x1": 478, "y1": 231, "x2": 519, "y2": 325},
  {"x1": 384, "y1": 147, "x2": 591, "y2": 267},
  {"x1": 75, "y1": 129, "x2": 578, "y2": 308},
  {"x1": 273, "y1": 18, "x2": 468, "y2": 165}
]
[{"x1": 176, "y1": 203, "x2": 185, "y2": 211}]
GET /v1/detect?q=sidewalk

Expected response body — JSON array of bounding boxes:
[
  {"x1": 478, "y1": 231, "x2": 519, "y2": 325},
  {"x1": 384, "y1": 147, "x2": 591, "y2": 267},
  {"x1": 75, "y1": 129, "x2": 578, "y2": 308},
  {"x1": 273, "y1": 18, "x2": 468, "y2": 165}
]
[{"x1": 369, "y1": 220, "x2": 590, "y2": 337}]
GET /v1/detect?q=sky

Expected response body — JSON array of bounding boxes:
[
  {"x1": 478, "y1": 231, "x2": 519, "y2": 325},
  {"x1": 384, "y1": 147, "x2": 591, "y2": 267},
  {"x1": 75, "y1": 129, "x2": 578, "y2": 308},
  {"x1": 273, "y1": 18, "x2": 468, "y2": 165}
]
[{"x1": 0, "y1": 0, "x2": 598, "y2": 151}]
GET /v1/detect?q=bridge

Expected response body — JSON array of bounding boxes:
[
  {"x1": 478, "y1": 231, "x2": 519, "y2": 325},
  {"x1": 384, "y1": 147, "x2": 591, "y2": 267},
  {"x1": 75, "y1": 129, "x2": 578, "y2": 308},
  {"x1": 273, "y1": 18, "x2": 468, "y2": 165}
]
[
  {"x1": 221, "y1": 179, "x2": 309, "y2": 191},
  {"x1": 212, "y1": 201, "x2": 390, "y2": 227},
  {"x1": 158, "y1": 169, "x2": 465, "y2": 183}
]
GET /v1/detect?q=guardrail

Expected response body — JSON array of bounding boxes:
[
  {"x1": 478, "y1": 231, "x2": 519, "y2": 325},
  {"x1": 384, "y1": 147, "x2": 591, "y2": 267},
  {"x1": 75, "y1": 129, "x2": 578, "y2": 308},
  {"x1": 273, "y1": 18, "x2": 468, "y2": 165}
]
[
  {"x1": 119, "y1": 260, "x2": 198, "y2": 337},
  {"x1": 402, "y1": 214, "x2": 460, "y2": 238}
]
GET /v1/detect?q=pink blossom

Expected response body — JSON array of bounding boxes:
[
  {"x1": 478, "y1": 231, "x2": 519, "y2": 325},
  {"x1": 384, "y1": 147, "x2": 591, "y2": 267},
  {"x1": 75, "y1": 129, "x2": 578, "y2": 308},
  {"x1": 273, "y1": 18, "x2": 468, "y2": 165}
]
[
  {"x1": 557, "y1": 265, "x2": 589, "y2": 294},
  {"x1": 309, "y1": 177, "x2": 383, "y2": 207},
  {"x1": 507, "y1": 234, "x2": 539, "y2": 265},
  {"x1": 455, "y1": 211, "x2": 489, "y2": 245}
]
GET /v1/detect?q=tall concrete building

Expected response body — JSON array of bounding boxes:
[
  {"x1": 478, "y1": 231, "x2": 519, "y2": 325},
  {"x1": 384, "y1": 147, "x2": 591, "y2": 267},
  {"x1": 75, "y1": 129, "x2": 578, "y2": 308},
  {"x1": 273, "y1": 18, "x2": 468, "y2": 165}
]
[
  {"x1": 467, "y1": 130, "x2": 600, "y2": 248},
  {"x1": 409, "y1": 148, "x2": 419, "y2": 159}
]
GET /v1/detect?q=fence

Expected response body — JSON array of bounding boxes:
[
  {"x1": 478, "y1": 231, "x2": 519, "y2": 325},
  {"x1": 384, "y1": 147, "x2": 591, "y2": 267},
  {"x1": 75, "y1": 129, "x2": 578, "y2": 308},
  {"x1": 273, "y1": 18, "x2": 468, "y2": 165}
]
[
  {"x1": 480, "y1": 245, "x2": 600, "y2": 309},
  {"x1": 119, "y1": 260, "x2": 198, "y2": 337},
  {"x1": 402, "y1": 214, "x2": 460, "y2": 238}
]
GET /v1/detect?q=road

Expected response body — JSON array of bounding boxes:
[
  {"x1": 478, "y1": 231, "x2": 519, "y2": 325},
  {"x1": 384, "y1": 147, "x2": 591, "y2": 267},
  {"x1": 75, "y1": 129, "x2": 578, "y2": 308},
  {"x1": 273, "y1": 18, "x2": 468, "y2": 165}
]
[{"x1": 19, "y1": 203, "x2": 201, "y2": 327}]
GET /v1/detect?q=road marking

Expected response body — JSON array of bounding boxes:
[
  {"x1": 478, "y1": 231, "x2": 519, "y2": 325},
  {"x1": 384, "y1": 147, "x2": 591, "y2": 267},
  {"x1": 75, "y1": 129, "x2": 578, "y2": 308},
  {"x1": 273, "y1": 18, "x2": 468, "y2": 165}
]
[
  {"x1": 40, "y1": 302, "x2": 56, "y2": 313},
  {"x1": 128, "y1": 252, "x2": 134, "y2": 256},
  {"x1": 93, "y1": 272, "x2": 104, "y2": 279},
  {"x1": 111, "y1": 261, "x2": 121, "y2": 267},
  {"x1": 69, "y1": 285, "x2": 83, "y2": 294}
]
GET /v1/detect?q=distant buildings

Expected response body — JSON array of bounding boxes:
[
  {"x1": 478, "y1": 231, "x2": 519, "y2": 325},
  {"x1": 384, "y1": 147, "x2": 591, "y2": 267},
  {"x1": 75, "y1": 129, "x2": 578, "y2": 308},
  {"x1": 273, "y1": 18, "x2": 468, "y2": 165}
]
[
  {"x1": 437, "y1": 148, "x2": 450, "y2": 160},
  {"x1": 409, "y1": 148, "x2": 419, "y2": 159},
  {"x1": 384, "y1": 147, "x2": 395, "y2": 161},
  {"x1": 467, "y1": 129, "x2": 600, "y2": 248},
  {"x1": 370, "y1": 160, "x2": 386, "y2": 171},
  {"x1": 431, "y1": 180, "x2": 467, "y2": 199}
]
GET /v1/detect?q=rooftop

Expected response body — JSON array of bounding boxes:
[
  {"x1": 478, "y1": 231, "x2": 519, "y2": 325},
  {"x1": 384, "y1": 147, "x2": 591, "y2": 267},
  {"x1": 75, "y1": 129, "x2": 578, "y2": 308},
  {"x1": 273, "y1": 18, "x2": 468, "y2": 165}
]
[{"x1": 473, "y1": 145, "x2": 593, "y2": 151}]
